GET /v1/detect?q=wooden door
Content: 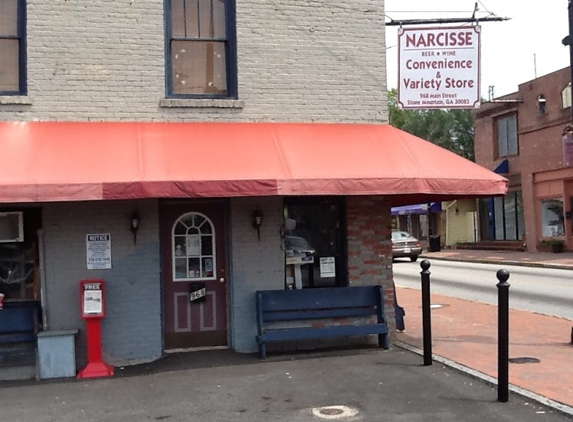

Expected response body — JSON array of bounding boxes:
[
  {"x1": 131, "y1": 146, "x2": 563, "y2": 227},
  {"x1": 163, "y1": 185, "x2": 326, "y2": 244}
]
[{"x1": 160, "y1": 201, "x2": 228, "y2": 349}]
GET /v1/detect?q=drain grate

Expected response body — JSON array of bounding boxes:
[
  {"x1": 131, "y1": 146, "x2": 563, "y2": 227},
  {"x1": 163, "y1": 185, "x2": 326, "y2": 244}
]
[
  {"x1": 312, "y1": 405, "x2": 359, "y2": 419},
  {"x1": 320, "y1": 409, "x2": 344, "y2": 416},
  {"x1": 508, "y1": 357, "x2": 540, "y2": 364}
]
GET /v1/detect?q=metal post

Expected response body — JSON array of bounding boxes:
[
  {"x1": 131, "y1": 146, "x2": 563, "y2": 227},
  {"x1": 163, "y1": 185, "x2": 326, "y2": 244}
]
[
  {"x1": 420, "y1": 260, "x2": 432, "y2": 366},
  {"x1": 569, "y1": 1, "x2": 573, "y2": 122},
  {"x1": 496, "y1": 269, "x2": 510, "y2": 403}
]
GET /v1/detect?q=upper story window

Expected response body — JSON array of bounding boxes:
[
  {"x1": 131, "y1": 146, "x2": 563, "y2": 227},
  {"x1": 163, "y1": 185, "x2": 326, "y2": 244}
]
[
  {"x1": 497, "y1": 114, "x2": 518, "y2": 158},
  {"x1": 0, "y1": 0, "x2": 26, "y2": 95},
  {"x1": 165, "y1": 0, "x2": 237, "y2": 98},
  {"x1": 562, "y1": 84, "x2": 571, "y2": 109}
]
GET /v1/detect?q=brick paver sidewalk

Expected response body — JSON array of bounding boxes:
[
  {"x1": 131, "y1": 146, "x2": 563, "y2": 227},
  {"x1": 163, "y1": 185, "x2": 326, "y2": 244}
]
[{"x1": 395, "y1": 286, "x2": 573, "y2": 409}]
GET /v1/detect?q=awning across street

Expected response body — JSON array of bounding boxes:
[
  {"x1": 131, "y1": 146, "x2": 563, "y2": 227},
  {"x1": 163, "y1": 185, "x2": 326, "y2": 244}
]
[
  {"x1": 391, "y1": 202, "x2": 442, "y2": 216},
  {"x1": 0, "y1": 122, "x2": 507, "y2": 204}
]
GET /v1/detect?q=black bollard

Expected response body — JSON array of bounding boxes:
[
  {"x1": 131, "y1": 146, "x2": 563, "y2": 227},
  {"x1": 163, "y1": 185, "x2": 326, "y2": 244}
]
[
  {"x1": 496, "y1": 269, "x2": 510, "y2": 403},
  {"x1": 420, "y1": 260, "x2": 432, "y2": 366}
]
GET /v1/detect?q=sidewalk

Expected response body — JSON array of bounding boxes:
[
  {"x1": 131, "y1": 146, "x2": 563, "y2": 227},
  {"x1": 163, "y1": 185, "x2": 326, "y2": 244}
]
[
  {"x1": 420, "y1": 249, "x2": 573, "y2": 270},
  {"x1": 396, "y1": 248, "x2": 573, "y2": 415}
]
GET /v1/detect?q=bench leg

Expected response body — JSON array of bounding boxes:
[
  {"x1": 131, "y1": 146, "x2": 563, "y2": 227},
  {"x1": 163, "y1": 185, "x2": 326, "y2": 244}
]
[
  {"x1": 258, "y1": 342, "x2": 267, "y2": 359},
  {"x1": 378, "y1": 333, "x2": 389, "y2": 350}
]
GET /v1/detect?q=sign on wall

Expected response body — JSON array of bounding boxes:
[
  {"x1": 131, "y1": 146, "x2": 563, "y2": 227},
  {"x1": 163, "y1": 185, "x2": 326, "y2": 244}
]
[
  {"x1": 86, "y1": 234, "x2": 112, "y2": 270},
  {"x1": 398, "y1": 26, "x2": 481, "y2": 110}
]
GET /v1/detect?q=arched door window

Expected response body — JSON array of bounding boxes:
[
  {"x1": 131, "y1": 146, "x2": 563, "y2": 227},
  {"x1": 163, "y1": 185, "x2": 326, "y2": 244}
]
[{"x1": 172, "y1": 212, "x2": 216, "y2": 281}]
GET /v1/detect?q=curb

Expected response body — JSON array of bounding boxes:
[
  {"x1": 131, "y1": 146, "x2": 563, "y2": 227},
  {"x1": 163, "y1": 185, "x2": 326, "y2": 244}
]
[
  {"x1": 418, "y1": 255, "x2": 573, "y2": 271},
  {"x1": 394, "y1": 340, "x2": 573, "y2": 418}
]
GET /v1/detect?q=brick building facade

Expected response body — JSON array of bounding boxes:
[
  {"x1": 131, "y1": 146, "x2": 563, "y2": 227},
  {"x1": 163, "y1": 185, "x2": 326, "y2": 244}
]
[
  {"x1": 0, "y1": 0, "x2": 507, "y2": 379},
  {"x1": 474, "y1": 67, "x2": 572, "y2": 251}
]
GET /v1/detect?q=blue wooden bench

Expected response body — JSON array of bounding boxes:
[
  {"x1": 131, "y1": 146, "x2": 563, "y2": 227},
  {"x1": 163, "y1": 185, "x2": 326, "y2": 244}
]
[
  {"x1": 256, "y1": 286, "x2": 390, "y2": 359},
  {"x1": 0, "y1": 301, "x2": 41, "y2": 345}
]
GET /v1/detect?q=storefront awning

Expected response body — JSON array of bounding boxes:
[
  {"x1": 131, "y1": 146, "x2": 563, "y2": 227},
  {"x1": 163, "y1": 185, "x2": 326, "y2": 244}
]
[
  {"x1": 0, "y1": 122, "x2": 507, "y2": 204},
  {"x1": 391, "y1": 202, "x2": 442, "y2": 216}
]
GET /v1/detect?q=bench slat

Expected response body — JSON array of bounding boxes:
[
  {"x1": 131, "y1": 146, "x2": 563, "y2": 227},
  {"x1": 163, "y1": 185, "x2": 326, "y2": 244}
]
[
  {"x1": 262, "y1": 307, "x2": 378, "y2": 322},
  {"x1": 258, "y1": 286, "x2": 381, "y2": 312},
  {"x1": 258, "y1": 324, "x2": 389, "y2": 342}
]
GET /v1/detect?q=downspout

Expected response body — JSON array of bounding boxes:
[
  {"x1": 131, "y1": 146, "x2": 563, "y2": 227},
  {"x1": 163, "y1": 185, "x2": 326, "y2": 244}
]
[{"x1": 38, "y1": 229, "x2": 48, "y2": 330}]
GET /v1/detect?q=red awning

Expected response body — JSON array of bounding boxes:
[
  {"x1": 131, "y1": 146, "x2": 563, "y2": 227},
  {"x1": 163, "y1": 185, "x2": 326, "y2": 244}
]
[{"x1": 0, "y1": 122, "x2": 507, "y2": 205}]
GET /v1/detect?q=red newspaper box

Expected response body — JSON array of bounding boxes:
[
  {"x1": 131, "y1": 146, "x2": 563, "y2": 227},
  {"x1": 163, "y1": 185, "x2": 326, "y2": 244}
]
[{"x1": 77, "y1": 279, "x2": 114, "y2": 379}]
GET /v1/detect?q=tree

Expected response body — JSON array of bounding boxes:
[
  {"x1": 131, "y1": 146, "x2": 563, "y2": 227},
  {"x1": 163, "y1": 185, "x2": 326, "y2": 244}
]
[{"x1": 388, "y1": 89, "x2": 475, "y2": 161}]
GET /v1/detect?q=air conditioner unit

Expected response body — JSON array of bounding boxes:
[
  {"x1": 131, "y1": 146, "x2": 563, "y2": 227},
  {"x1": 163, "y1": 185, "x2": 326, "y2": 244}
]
[{"x1": 0, "y1": 212, "x2": 24, "y2": 243}]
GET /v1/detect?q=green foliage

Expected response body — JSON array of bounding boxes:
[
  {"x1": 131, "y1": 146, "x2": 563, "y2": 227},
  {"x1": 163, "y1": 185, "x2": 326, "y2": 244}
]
[
  {"x1": 539, "y1": 238, "x2": 564, "y2": 246},
  {"x1": 388, "y1": 89, "x2": 475, "y2": 161}
]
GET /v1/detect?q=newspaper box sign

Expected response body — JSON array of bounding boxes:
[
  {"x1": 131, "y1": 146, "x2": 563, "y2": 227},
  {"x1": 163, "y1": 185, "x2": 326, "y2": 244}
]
[{"x1": 398, "y1": 26, "x2": 481, "y2": 110}]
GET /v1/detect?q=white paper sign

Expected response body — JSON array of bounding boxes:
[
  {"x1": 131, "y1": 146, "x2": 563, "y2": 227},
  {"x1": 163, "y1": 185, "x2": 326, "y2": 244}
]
[
  {"x1": 320, "y1": 257, "x2": 336, "y2": 278},
  {"x1": 186, "y1": 236, "x2": 201, "y2": 256},
  {"x1": 83, "y1": 290, "x2": 103, "y2": 314},
  {"x1": 86, "y1": 234, "x2": 112, "y2": 270},
  {"x1": 398, "y1": 26, "x2": 480, "y2": 110}
]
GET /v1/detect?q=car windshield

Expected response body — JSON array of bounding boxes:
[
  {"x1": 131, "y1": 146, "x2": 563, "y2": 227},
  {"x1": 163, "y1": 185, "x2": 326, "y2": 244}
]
[{"x1": 391, "y1": 231, "x2": 412, "y2": 240}]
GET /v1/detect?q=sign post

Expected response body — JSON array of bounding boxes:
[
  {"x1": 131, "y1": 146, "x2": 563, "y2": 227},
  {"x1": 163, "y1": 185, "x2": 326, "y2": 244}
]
[
  {"x1": 77, "y1": 279, "x2": 114, "y2": 379},
  {"x1": 398, "y1": 26, "x2": 481, "y2": 110}
]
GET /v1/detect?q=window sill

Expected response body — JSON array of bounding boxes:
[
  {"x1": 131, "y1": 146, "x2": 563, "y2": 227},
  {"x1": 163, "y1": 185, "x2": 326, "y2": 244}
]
[
  {"x1": 0, "y1": 96, "x2": 32, "y2": 105},
  {"x1": 159, "y1": 98, "x2": 244, "y2": 109}
]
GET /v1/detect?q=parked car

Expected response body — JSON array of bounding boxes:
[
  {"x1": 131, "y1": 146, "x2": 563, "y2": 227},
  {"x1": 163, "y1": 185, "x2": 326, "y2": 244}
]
[{"x1": 391, "y1": 231, "x2": 422, "y2": 262}]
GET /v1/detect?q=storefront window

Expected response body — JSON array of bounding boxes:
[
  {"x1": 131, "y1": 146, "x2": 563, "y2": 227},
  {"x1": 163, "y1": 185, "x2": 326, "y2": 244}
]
[
  {"x1": 0, "y1": 209, "x2": 42, "y2": 301},
  {"x1": 489, "y1": 191, "x2": 524, "y2": 241},
  {"x1": 541, "y1": 198, "x2": 564, "y2": 237},
  {"x1": 283, "y1": 198, "x2": 346, "y2": 289}
]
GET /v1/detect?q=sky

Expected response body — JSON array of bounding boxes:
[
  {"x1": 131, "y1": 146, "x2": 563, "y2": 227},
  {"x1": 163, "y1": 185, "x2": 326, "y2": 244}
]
[{"x1": 385, "y1": 0, "x2": 570, "y2": 99}]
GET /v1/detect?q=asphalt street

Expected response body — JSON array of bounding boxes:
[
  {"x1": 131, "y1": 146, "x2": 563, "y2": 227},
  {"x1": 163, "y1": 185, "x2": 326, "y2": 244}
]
[{"x1": 392, "y1": 259, "x2": 573, "y2": 320}]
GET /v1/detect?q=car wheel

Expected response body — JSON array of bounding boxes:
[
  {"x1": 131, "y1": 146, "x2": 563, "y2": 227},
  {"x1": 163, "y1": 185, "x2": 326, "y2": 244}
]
[{"x1": 410, "y1": 255, "x2": 418, "y2": 262}]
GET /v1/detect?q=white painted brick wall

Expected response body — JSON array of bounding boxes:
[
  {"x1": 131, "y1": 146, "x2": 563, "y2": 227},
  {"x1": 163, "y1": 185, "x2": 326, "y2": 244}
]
[
  {"x1": 0, "y1": 0, "x2": 387, "y2": 123},
  {"x1": 229, "y1": 197, "x2": 284, "y2": 353},
  {"x1": 42, "y1": 199, "x2": 162, "y2": 367}
]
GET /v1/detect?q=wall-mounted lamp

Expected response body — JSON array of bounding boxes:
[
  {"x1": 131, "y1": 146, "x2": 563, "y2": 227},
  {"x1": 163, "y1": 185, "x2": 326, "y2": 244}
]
[
  {"x1": 252, "y1": 207, "x2": 263, "y2": 241},
  {"x1": 130, "y1": 211, "x2": 141, "y2": 245}
]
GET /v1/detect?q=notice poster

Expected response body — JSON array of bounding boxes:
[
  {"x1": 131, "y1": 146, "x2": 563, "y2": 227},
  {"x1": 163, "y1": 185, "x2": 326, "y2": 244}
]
[
  {"x1": 186, "y1": 236, "x2": 201, "y2": 256},
  {"x1": 86, "y1": 234, "x2": 112, "y2": 270},
  {"x1": 398, "y1": 26, "x2": 481, "y2": 110},
  {"x1": 320, "y1": 257, "x2": 336, "y2": 278}
]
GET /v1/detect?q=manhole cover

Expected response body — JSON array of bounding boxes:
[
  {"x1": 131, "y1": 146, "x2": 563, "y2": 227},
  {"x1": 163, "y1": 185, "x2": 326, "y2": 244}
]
[
  {"x1": 509, "y1": 357, "x2": 540, "y2": 364},
  {"x1": 312, "y1": 405, "x2": 359, "y2": 419}
]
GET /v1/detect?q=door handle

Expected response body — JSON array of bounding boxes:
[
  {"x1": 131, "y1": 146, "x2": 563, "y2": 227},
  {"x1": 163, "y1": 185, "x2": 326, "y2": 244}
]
[{"x1": 219, "y1": 277, "x2": 226, "y2": 284}]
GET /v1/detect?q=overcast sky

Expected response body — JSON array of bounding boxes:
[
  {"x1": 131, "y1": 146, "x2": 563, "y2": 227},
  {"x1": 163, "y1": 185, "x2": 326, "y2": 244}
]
[{"x1": 385, "y1": 0, "x2": 570, "y2": 99}]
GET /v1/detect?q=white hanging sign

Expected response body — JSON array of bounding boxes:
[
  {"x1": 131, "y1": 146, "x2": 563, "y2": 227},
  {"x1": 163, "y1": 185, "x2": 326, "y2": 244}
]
[{"x1": 398, "y1": 26, "x2": 481, "y2": 110}]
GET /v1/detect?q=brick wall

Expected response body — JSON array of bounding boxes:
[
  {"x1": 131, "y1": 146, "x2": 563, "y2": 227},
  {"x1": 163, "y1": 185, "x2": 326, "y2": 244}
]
[
  {"x1": 42, "y1": 199, "x2": 162, "y2": 367},
  {"x1": 474, "y1": 67, "x2": 571, "y2": 250},
  {"x1": 346, "y1": 196, "x2": 395, "y2": 329},
  {"x1": 0, "y1": 0, "x2": 387, "y2": 123},
  {"x1": 229, "y1": 197, "x2": 284, "y2": 353}
]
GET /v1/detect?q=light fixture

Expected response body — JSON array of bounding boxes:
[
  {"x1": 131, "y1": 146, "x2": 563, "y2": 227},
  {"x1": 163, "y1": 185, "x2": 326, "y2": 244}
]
[
  {"x1": 130, "y1": 211, "x2": 140, "y2": 245},
  {"x1": 252, "y1": 207, "x2": 263, "y2": 241}
]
